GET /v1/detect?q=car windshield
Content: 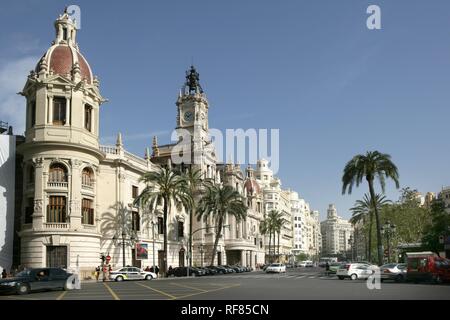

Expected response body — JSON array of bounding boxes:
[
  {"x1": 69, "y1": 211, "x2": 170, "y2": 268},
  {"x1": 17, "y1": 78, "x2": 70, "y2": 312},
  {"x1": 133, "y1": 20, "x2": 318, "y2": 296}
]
[
  {"x1": 16, "y1": 270, "x2": 31, "y2": 277},
  {"x1": 381, "y1": 264, "x2": 396, "y2": 268},
  {"x1": 397, "y1": 264, "x2": 407, "y2": 269},
  {"x1": 271, "y1": 264, "x2": 281, "y2": 267}
]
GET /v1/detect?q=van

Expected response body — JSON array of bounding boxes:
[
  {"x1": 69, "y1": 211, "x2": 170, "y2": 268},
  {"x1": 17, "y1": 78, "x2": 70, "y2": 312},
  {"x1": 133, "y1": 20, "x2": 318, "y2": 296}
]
[{"x1": 406, "y1": 251, "x2": 450, "y2": 283}]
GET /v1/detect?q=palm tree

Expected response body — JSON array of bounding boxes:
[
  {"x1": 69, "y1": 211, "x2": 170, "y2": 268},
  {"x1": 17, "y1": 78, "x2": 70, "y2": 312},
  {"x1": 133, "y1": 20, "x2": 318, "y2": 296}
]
[
  {"x1": 135, "y1": 166, "x2": 192, "y2": 276},
  {"x1": 342, "y1": 151, "x2": 399, "y2": 265},
  {"x1": 259, "y1": 218, "x2": 272, "y2": 263},
  {"x1": 180, "y1": 167, "x2": 204, "y2": 270},
  {"x1": 350, "y1": 193, "x2": 391, "y2": 262},
  {"x1": 196, "y1": 182, "x2": 247, "y2": 266},
  {"x1": 266, "y1": 210, "x2": 283, "y2": 262}
]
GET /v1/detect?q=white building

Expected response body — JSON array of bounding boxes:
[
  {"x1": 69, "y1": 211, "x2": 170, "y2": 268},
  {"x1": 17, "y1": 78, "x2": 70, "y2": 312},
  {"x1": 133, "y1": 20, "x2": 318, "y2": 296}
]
[{"x1": 320, "y1": 204, "x2": 353, "y2": 256}]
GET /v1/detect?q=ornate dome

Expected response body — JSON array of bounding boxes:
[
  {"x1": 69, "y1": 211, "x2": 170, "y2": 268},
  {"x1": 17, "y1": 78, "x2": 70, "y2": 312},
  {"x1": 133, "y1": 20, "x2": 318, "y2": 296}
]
[
  {"x1": 34, "y1": 9, "x2": 93, "y2": 84},
  {"x1": 244, "y1": 179, "x2": 261, "y2": 195}
]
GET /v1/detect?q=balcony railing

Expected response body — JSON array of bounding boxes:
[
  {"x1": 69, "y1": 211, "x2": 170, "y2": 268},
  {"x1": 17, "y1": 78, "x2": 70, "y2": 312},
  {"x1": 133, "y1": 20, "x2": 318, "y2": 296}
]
[
  {"x1": 47, "y1": 181, "x2": 68, "y2": 188},
  {"x1": 44, "y1": 223, "x2": 68, "y2": 229},
  {"x1": 100, "y1": 145, "x2": 119, "y2": 155},
  {"x1": 81, "y1": 183, "x2": 94, "y2": 191}
]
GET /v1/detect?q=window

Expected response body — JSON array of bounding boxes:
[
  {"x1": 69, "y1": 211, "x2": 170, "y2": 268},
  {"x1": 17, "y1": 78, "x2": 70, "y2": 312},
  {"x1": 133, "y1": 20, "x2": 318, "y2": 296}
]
[
  {"x1": 53, "y1": 97, "x2": 66, "y2": 125},
  {"x1": 46, "y1": 246, "x2": 67, "y2": 268},
  {"x1": 81, "y1": 198, "x2": 94, "y2": 225},
  {"x1": 62, "y1": 28, "x2": 68, "y2": 40},
  {"x1": 82, "y1": 167, "x2": 94, "y2": 187},
  {"x1": 132, "y1": 211, "x2": 140, "y2": 231},
  {"x1": 47, "y1": 196, "x2": 67, "y2": 223},
  {"x1": 84, "y1": 105, "x2": 92, "y2": 131},
  {"x1": 157, "y1": 217, "x2": 163, "y2": 234},
  {"x1": 132, "y1": 186, "x2": 138, "y2": 199},
  {"x1": 49, "y1": 163, "x2": 67, "y2": 182},
  {"x1": 25, "y1": 198, "x2": 34, "y2": 224},
  {"x1": 30, "y1": 101, "x2": 36, "y2": 127},
  {"x1": 178, "y1": 221, "x2": 184, "y2": 239},
  {"x1": 254, "y1": 237, "x2": 257, "y2": 245}
]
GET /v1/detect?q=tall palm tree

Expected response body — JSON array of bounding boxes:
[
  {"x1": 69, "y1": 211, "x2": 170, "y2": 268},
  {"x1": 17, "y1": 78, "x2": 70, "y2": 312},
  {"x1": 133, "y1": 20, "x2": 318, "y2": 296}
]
[
  {"x1": 259, "y1": 217, "x2": 274, "y2": 263},
  {"x1": 135, "y1": 166, "x2": 192, "y2": 276},
  {"x1": 180, "y1": 167, "x2": 204, "y2": 270},
  {"x1": 350, "y1": 193, "x2": 391, "y2": 262},
  {"x1": 342, "y1": 151, "x2": 399, "y2": 265},
  {"x1": 196, "y1": 182, "x2": 247, "y2": 266},
  {"x1": 266, "y1": 210, "x2": 283, "y2": 262}
]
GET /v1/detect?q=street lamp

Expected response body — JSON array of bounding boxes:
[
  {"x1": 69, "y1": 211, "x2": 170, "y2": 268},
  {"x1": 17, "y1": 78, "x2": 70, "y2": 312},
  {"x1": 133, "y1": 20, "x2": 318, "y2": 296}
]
[
  {"x1": 348, "y1": 235, "x2": 354, "y2": 262},
  {"x1": 150, "y1": 220, "x2": 156, "y2": 270},
  {"x1": 113, "y1": 230, "x2": 136, "y2": 268},
  {"x1": 199, "y1": 244, "x2": 204, "y2": 268},
  {"x1": 381, "y1": 220, "x2": 396, "y2": 263}
]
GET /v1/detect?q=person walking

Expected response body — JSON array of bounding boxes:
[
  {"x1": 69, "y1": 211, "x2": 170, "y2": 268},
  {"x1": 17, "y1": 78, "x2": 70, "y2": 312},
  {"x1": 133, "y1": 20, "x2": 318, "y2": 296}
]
[
  {"x1": 95, "y1": 266, "x2": 100, "y2": 282},
  {"x1": 1, "y1": 269, "x2": 7, "y2": 279},
  {"x1": 155, "y1": 265, "x2": 159, "y2": 277},
  {"x1": 325, "y1": 262, "x2": 330, "y2": 276}
]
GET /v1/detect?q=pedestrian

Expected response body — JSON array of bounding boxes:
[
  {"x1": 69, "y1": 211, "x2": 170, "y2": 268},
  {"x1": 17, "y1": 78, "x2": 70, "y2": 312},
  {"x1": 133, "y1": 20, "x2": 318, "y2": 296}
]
[
  {"x1": 102, "y1": 264, "x2": 108, "y2": 282},
  {"x1": 325, "y1": 262, "x2": 330, "y2": 276},
  {"x1": 145, "y1": 266, "x2": 150, "y2": 272},
  {"x1": 168, "y1": 265, "x2": 173, "y2": 274},
  {"x1": 95, "y1": 266, "x2": 100, "y2": 282},
  {"x1": 1, "y1": 269, "x2": 7, "y2": 279},
  {"x1": 155, "y1": 265, "x2": 159, "y2": 276}
]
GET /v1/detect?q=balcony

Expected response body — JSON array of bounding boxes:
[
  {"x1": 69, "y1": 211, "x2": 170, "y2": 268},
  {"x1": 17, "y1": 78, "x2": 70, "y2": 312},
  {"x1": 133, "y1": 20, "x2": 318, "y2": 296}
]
[
  {"x1": 81, "y1": 183, "x2": 95, "y2": 191},
  {"x1": 47, "y1": 181, "x2": 68, "y2": 188},
  {"x1": 44, "y1": 223, "x2": 69, "y2": 230}
]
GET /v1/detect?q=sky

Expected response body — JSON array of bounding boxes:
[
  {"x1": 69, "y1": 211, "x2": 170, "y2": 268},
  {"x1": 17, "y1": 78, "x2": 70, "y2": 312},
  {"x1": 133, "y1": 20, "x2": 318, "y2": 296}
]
[{"x1": 1, "y1": 0, "x2": 450, "y2": 221}]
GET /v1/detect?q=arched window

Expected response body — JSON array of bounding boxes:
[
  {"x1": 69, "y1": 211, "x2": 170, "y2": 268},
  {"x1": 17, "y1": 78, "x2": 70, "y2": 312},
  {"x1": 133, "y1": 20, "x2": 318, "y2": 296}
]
[
  {"x1": 49, "y1": 163, "x2": 68, "y2": 183},
  {"x1": 82, "y1": 167, "x2": 94, "y2": 187}
]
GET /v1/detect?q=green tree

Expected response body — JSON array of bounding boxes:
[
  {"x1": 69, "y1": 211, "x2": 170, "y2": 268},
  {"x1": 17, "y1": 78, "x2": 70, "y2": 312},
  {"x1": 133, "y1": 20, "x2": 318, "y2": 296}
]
[
  {"x1": 259, "y1": 218, "x2": 272, "y2": 263},
  {"x1": 135, "y1": 166, "x2": 192, "y2": 276},
  {"x1": 422, "y1": 199, "x2": 450, "y2": 256},
  {"x1": 196, "y1": 182, "x2": 247, "y2": 266},
  {"x1": 342, "y1": 151, "x2": 400, "y2": 265},
  {"x1": 350, "y1": 193, "x2": 391, "y2": 262}
]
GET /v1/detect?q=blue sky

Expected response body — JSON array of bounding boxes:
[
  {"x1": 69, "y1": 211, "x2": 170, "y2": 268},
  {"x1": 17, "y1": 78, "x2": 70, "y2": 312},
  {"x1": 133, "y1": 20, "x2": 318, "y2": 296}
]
[{"x1": 1, "y1": 0, "x2": 450, "y2": 220}]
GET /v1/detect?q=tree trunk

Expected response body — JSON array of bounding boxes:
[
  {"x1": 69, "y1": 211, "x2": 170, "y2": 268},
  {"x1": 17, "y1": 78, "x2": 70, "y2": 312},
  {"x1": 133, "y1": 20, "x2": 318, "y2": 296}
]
[
  {"x1": 189, "y1": 203, "x2": 194, "y2": 269},
  {"x1": 368, "y1": 210, "x2": 373, "y2": 262},
  {"x1": 367, "y1": 178, "x2": 383, "y2": 265},
  {"x1": 163, "y1": 196, "x2": 168, "y2": 277},
  {"x1": 210, "y1": 214, "x2": 223, "y2": 266},
  {"x1": 277, "y1": 231, "x2": 280, "y2": 262}
]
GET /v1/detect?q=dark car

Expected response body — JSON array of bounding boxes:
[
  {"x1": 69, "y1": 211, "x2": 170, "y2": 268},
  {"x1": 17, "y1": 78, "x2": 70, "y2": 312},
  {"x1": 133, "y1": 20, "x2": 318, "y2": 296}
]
[
  {"x1": 171, "y1": 267, "x2": 205, "y2": 277},
  {"x1": 208, "y1": 266, "x2": 227, "y2": 274},
  {"x1": 0, "y1": 268, "x2": 72, "y2": 295}
]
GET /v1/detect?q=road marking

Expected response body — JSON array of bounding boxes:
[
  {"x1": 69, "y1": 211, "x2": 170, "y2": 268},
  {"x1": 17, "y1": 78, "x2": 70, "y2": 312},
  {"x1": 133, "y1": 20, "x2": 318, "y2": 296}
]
[
  {"x1": 103, "y1": 282, "x2": 120, "y2": 300},
  {"x1": 136, "y1": 282, "x2": 177, "y2": 300},
  {"x1": 170, "y1": 282, "x2": 208, "y2": 292},
  {"x1": 297, "y1": 276, "x2": 306, "y2": 279},
  {"x1": 56, "y1": 291, "x2": 67, "y2": 300},
  {"x1": 309, "y1": 276, "x2": 316, "y2": 278},
  {"x1": 2, "y1": 295, "x2": 38, "y2": 300},
  {"x1": 176, "y1": 283, "x2": 241, "y2": 300}
]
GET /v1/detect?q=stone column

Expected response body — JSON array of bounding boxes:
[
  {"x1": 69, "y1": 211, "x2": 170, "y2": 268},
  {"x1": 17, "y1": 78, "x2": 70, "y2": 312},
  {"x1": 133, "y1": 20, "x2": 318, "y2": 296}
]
[
  {"x1": 65, "y1": 97, "x2": 70, "y2": 126},
  {"x1": 48, "y1": 95, "x2": 53, "y2": 124},
  {"x1": 240, "y1": 250, "x2": 245, "y2": 266},
  {"x1": 32, "y1": 158, "x2": 45, "y2": 229},
  {"x1": 70, "y1": 159, "x2": 82, "y2": 229}
]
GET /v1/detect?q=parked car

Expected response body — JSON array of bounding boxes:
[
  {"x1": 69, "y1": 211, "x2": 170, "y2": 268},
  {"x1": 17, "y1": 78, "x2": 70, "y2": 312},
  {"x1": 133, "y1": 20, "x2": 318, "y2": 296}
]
[
  {"x1": 109, "y1": 267, "x2": 157, "y2": 281},
  {"x1": 203, "y1": 266, "x2": 218, "y2": 275},
  {"x1": 208, "y1": 266, "x2": 227, "y2": 274},
  {"x1": 406, "y1": 252, "x2": 450, "y2": 283},
  {"x1": 298, "y1": 261, "x2": 307, "y2": 267},
  {"x1": 221, "y1": 265, "x2": 236, "y2": 273},
  {"x1": 305, "y1": 261, "x2": 314, "y2": 268},
  {"x1": 266, "y1": 263, "x2": 286, "y2": 273},
  {"x1": 170, "y1": 267, "x2": 205, "y2": 277},
  {"x1": 0, "y1": 268, "x2": 72, "y2": 295},
  {"x1": 336, "y1": 263, "x2": 375, "y2": 280},
  {"x1": 380, "y1": 263, "x2": 407, "y2": 282}
]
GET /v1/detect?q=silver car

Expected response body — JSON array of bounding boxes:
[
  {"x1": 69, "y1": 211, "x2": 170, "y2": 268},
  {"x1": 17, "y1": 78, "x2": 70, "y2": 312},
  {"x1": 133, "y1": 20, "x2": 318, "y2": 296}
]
[
  {"x1": 380, "y1": 263, "x2": 407, "y2": 282},
  {"x1": 109, "y1": 267, "x2": 157, "y2": 281}
]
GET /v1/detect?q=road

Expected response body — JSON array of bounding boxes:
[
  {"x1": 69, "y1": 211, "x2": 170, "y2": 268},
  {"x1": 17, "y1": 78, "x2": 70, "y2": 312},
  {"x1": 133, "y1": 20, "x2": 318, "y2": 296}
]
[{"x1": 1, "y1": 267, "x2": 449, "y2": 300}]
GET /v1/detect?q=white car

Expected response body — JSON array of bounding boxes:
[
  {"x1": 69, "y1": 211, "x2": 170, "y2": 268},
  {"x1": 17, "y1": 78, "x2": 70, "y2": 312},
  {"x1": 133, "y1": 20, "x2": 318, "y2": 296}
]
[
  {"x1": 109, "y1": 267, "x2": 157, "y2": 281},
  {"x1": 266, "y1": 263, "x2": 286, "y2": 273},
  {"x1": 336, "y1": 263, "x2": 375, "y2": 280},
  {"x1": 298, "y1": 261, "x2": 307, "y2": 267}
]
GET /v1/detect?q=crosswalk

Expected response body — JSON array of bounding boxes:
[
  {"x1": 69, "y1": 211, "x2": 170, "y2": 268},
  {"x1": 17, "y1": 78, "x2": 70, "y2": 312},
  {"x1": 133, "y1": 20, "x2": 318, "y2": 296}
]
[{"x1": 192, "y1": 272, "x2": 330, "y2": 280}]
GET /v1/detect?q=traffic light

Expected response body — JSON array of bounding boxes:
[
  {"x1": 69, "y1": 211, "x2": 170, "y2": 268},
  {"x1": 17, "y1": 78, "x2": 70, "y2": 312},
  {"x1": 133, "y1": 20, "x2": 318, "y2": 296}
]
[{"x1": 100, "y1": 254, "x2": 106, "y2": 263}]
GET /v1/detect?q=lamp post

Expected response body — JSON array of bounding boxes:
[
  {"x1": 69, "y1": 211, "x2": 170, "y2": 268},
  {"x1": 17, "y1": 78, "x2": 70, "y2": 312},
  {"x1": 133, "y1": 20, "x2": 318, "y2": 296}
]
[
  {"x1": 113, "y1": 230, "x2": 136, "y2": 268},
  {"x1": 199, "y1": 244, "x2": 204, "y2": 268},
  {"x1": 151, "y1": 220, "x2": 156, "y2": 270},
  {"x1": 381, "y1": 220, "x2": 396, "y2": 263},
  {"x1": 348, "y1": 235, "x2": 354, "y2": 262}
]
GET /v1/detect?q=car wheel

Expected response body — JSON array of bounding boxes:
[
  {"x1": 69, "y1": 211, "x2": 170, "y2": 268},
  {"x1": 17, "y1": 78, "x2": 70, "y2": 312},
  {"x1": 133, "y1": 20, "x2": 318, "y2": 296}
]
[
  {"x1": 145, "y1": 275, "x2": 153, "y2": 280},
  {"x1": 338, "y1": 276, "x2": 344, "y2": 280},
  {"x1": 17, "y1": 283, "x2": 29, "y2": 295},
  {"x1": 395, "y1": 275, "x2": 403, "y2": 283},
  {"x1": 116, "y1": 276, "x2": 124, "y2": 282},
  {"x1": 350, "y1": 274, "x2": 358, "y2": 281}
]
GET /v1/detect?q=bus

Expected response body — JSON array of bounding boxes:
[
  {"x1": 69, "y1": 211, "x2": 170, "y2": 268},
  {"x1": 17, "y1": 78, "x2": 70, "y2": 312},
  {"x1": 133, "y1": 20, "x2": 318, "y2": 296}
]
[{"x1": 319, "y1": 257, "x2": 338, "y2": 267}]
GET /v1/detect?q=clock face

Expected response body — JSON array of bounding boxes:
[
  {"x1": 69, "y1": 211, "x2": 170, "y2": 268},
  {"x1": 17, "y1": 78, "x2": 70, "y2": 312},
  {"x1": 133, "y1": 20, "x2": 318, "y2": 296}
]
[{"x1": 184, "y1": 111, "x2": 194, "y2": 122}]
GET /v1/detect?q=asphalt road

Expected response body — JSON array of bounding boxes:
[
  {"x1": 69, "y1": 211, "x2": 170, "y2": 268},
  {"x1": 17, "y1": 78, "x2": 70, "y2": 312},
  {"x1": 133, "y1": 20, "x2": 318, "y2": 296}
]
[{"x1": 1, "y1": 267, "x2": 449, "y2": 300}]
